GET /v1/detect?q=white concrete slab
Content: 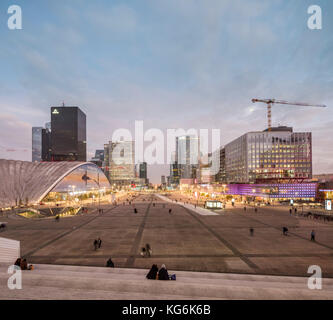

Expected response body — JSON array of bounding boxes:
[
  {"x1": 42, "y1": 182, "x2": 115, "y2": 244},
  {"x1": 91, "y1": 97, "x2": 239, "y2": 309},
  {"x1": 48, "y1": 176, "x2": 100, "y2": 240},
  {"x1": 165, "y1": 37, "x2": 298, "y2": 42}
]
[{"x1": 155, "y1": 194, "x2": 218, "y2": 216}]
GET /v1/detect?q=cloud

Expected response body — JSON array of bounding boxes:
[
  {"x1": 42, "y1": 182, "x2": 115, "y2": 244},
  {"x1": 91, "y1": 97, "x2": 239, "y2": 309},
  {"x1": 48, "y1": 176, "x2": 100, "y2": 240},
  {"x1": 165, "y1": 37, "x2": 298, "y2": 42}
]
[
  {"x1": 0, "y1": 0, "x2": 332, "y2": 182},
  {"x1": 0, "y1": 113, "x2": 31, "y2": 161}
]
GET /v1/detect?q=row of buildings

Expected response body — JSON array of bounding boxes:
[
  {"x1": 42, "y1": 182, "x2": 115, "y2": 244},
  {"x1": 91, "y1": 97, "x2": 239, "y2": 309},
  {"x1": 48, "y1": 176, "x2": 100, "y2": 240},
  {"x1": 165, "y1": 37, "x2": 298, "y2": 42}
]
[
  {"x1": 166, "y1": 126, "x2": 322, "y2": 201},
  {"x1": 168, "y1": 126, "x2": 312, "y2": 185},
  {"x1": 32, "y1": 106, "x2": 87, "y2": 162},
  {"x1": 32, "y1": 106, "x2": 148, "y2": 187},
  {"x1": 31, "y1": 105, "x2": 331, "y2": 201}
]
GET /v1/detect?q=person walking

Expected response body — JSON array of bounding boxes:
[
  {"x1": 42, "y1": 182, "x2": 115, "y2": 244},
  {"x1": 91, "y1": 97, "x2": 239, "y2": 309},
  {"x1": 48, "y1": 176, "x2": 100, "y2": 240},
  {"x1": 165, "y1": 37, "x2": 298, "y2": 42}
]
[
  {"x1": 289, "y1": 208, "x2": 292, "y2": 215},
  {"x1": 98, "y1": 237, "x2": 102, "y2": 248},
  {"x1": 250, "y1": 227, "x2": 254, "y2": 236},
  {"x1": 311, "y1": 230, "x2": 316, "y2": 241},
  {"x1": 145, "y1": 243, "x2": 152, "y2": 257},
  {"x1": 168, "y1": 208, "x2": 172, "y2": 214},
  {"x1": 140, "y1": 247, "x2": 146, "y2": 257},
  {"x1": 93, "y1": 239, "x2": 98, "y2": 250},
  {"x1": 244, "y1": 207, "x2": 247, "y2": 211}
]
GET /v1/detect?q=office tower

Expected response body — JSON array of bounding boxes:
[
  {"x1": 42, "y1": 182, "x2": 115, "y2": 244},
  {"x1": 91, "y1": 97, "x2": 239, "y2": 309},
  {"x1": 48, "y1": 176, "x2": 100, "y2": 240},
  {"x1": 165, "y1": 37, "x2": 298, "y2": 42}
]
[
  {"x1": 32, "y1": 124, "x2": 51, "y2": 162},
  {"x1": 176, "y1": 135, "x2": 200, "y2": 180},
  {"x1": 50, "y1": 106, "x2": 86, "y2": 161},
  {"x1": 225, "y1": 126, "x2": 312, "y2": 183},
  {"x1": 139, "y1": 162, "x2": 147, "y2": 180},
  {"x1": 103, "y1": 140, "x2": 135, "y2": 185},
  {"x1": 91, "y1": 150, "x2": 104, "y2": 168},
  {"x1": 32, "y1": 127, "x2": 43, "y2": 162},
  {"x1": 213, "y1": 147, "x2": 226, "y2": 184}
]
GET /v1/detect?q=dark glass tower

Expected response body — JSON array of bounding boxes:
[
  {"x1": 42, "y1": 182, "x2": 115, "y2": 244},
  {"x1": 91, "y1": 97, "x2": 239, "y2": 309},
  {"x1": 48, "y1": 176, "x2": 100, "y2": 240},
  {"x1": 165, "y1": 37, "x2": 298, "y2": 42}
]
[
  {"x1": 50, "y1": 106, "x2": 86, "y2": 161},
  {"x1": 139, "y1": 162, "x2": 147, "y2": 179}
]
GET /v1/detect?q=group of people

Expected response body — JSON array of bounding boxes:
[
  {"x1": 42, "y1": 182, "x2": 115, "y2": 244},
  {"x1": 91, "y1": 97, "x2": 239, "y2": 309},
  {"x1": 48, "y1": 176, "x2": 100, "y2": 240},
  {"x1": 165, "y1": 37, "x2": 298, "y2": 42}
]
[
  {"x1": 146, "y1": 264, "x2": 175, "y2": 280},
  {"x1": 93, "y1": 238, "x2": 102, "y2": 250},
  {"x1": 14, "y1": 258, "x2": 33, "y2": 270}
]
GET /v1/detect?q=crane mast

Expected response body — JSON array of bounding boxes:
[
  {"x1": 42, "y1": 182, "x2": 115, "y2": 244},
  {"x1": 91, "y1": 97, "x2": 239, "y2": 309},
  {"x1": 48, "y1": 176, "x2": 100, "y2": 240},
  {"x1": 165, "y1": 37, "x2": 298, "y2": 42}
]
[{"x1": 251, "y1": 98, "x2": 327, "y2": 131}]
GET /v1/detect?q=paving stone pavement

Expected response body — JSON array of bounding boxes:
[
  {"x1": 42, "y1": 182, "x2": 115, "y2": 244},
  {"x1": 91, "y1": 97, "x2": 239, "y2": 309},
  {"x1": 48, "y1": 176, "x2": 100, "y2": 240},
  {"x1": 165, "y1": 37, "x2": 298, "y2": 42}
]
[{"x1": 1, "y1": 193, "x2": 333, "y2": 279}]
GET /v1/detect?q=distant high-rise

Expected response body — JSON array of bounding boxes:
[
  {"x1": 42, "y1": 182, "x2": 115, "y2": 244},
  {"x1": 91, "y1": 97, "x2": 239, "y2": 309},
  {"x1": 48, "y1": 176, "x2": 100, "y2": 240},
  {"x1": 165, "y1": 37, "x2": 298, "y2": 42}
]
[
  {"x1": 32, "y1": 126, "x2": 51, "y2": 162},
  {"x1": 90, "y1": 149, "x2": 104, "y2": 168},
  {"x1": 32, "y1": 127, "x2": 43, "y2": 162},
  {"x1": 50, "y1": 106, "x2": 86, "y2": 161},
  {"x1": 139, "y1": 162, "x2": 147, "y2": 180},
  {"x1": 176, "y1": 135, "x2": 200, "y2": 180},
  {"x1": 103, "y1": 140, "x2": 135, "y2": 185}
]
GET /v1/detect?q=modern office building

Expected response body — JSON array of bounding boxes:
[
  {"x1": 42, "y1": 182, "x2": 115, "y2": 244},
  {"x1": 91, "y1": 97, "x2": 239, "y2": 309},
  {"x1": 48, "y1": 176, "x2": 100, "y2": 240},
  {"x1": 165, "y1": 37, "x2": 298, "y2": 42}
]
[
  {"x1": 90, "y1": 150, "x2": 104, "y2": 168},
  {"x1": 103, "y1": 141, "x2": 135, "y2": 185},
  {"x1": 224, "y1": 126, "x2": 312, "y2": 184},
  {"x1": 176, "y1": 135, "x2": 200, "y2": 181},
  {"x1": 213, "y1": 147, "x2": 226, "y2": 184},
  {"x1": 50, "y1": 106, "x2": 86, "y2": 161},
  {"x1": 32, "y1": 125, "x2": 51, "y2": 162},
  {"x1": 32, "y1": 127, "x2": 43, "y2": 162},
  {"x1": 139, "y1": 162, "x2": 147, "y2": 180}
]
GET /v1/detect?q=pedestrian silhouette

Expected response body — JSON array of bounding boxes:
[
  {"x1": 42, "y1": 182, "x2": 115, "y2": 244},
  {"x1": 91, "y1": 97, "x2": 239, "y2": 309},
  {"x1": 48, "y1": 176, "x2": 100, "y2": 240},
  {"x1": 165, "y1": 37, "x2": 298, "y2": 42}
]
[
  {"x1": 93, "y1": 239, "x2": 98, "y2": 250},
  {"x1": 311, "y1": 229, "x2": 316, "y2": 241}
]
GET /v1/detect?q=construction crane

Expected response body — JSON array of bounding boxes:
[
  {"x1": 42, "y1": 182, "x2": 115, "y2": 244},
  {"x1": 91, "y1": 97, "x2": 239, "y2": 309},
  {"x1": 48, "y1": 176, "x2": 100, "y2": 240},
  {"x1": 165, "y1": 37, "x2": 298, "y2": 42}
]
[{"x1": 251, "y1": 98, "x2": 327, "y2": 131}]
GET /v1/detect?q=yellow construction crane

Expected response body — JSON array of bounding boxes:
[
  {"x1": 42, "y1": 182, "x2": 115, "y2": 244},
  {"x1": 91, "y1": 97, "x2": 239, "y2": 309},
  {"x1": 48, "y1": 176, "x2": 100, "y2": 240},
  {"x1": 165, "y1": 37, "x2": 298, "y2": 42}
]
[{"x1": 251, "y1": 98, "x2": 327, "y2": 131}]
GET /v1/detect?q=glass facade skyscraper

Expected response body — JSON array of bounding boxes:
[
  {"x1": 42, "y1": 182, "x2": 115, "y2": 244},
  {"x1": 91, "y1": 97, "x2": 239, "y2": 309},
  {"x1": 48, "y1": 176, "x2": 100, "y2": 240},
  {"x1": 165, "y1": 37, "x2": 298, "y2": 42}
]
[
  {"x1": 50, "y1": 106, "x2": 86, "y2": 161},
  {"x1": 32, "y1": 127, "x2": 43, "y2": 162},
  {"x1": 103, "y1": 141, "x2": 135, "y2": 185},
  {"x1": 176, "y1": 135, "x2": 200, "y2": 180},
  {"x1": 225, "y1": 127, "x2": 312, "y2": 183}
]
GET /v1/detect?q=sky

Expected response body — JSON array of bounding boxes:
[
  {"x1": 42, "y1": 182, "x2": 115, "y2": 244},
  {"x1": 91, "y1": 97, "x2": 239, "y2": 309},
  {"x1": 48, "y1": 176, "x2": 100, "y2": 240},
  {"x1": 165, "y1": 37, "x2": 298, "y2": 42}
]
[{"x1": 0, "y1": 0, "x2": 332, "y2": 183}]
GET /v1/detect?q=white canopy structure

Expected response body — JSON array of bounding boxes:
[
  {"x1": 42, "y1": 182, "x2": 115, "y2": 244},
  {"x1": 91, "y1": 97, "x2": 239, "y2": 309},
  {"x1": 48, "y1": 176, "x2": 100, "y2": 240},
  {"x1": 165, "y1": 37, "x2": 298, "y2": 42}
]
[{"x1": 0, "y1": 159, "x2": 110, "y2": 208}]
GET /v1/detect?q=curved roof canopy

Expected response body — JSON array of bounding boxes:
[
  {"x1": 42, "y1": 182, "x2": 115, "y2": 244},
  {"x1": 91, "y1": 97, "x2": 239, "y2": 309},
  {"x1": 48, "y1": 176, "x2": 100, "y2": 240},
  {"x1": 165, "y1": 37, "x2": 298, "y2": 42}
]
[{"x1": 0, "y1": 160, "x2": 108, "y2": 208}]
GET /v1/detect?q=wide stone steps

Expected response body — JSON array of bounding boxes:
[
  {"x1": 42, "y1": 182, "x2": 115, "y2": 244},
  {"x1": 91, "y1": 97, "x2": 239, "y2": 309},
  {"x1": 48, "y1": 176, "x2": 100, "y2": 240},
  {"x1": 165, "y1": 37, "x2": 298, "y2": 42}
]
[{"x1": 0, "y1": 264, "x2": 332, "y2": 300}]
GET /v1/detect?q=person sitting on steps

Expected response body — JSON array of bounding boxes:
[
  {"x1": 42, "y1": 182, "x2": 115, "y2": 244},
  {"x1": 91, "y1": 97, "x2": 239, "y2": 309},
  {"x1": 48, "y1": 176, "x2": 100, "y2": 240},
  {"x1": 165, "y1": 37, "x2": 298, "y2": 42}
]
[{"x1": 146, "y1": 264, "x2": 158, "y2": 280}]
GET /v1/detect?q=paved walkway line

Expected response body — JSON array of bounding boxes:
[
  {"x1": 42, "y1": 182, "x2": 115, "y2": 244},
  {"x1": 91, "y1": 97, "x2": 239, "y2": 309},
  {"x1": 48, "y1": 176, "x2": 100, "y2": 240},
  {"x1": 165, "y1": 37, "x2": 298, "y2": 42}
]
[
  {"x1": 23, "y1": 206, "x2": 118, "y2": 259},
  {"x1": 236, "y1": 209, "x2": 333, "y2": 251},
  {"x1": 125, "y1": 200, "x2": 152, "y2": 268},
  {"x1": 155, "y1": 194, "x2": 218, "y2": 216},
  {"x1": 182, "y1": 206, "x2": 260, "y2": 271}
]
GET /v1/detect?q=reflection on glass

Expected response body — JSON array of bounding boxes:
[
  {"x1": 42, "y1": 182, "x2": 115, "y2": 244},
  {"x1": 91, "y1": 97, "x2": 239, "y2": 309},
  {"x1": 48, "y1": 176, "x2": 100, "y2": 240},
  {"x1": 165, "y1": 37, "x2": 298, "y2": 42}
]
[{"x1": 42, "y1": 164, "x2": 112, "y2": 204}]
